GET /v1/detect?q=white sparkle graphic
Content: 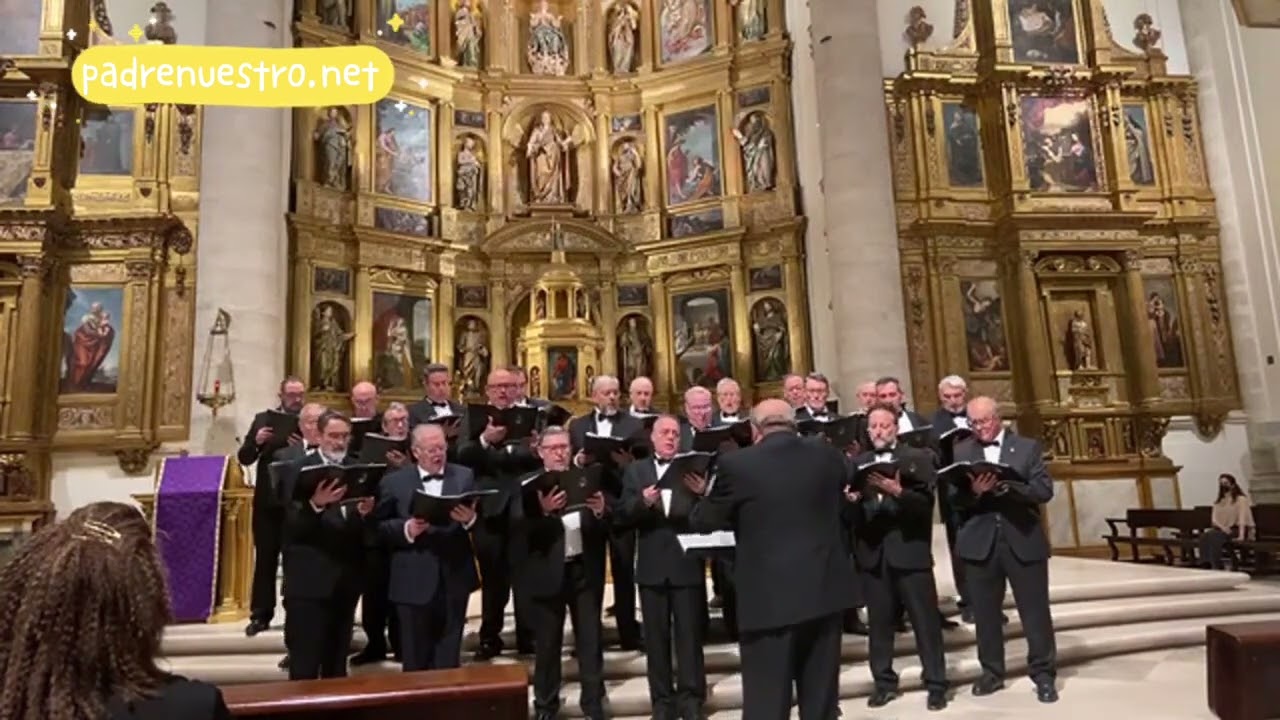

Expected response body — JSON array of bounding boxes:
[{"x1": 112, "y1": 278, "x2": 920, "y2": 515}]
[
  {"x1": 65, "y1": 28, "x2": 77, "y2": 40},
  {"x1": 395, "y1": 101, "x2": 407, "y2": 112}
]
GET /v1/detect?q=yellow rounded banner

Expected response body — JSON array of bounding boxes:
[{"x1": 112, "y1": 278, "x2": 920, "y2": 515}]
[{"x1": 72, "y1": 45, "x2": 395, "y2": 107}]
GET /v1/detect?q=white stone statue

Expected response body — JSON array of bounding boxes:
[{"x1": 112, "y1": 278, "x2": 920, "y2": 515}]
[{"x1": 527, "y1": 0, "x2": 570, "y2": 76}]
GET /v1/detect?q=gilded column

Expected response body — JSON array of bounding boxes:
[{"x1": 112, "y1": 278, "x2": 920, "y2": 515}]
[
  {"x1": 729, "y1": 264, "x2": 752, "y2": 387},
  {"x1": 490, "y1": 262, "x2": 509, "y2": 369},
  {"x1": 352, "y1": 265, "x2": 373, "y2": 382},
  {"x1": 642, "y1": 106, "x2": 661, "y2": 210},
  {"x1": 600, "y1": 269, "x2": 618, "y2": 374},
  {"x1": 438, "y1": 101, "x2": 456, "y2": 210},
  {"x1": 649, "y1": 274, "x2": 671, "y2": 404},
  {"x1": 486, "y1": 101, "x2": 506, "y2": 214},
  {"x1": 10, "y1": 256, "x2": 49, "y2": 440},
  {"x1": 717, "y1": 90, "x2": 743, "y2": 199},
  {"x1": 1012, "y1": 250, "x2": 1055, "y2": 409},
  {"x1": 595, "y1": 104, "x2": 612, "y2": 214},
  {"x1": 1122, "y1": 250, "x2": 1162, "y2": 406},
  {"x1": 782, "y1": 255, "x2": 810, "y2": 373},
  {"x1": 638, "y1": 0, "x2": 655, "y2": 72},
  {"x1": 437, "y1": 269, "x2": 457, "y2": 367}
]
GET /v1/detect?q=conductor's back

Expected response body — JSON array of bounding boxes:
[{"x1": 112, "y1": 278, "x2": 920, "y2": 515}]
[{"x1": 688, "y1": 399, "x2": 854, "y2": 720}]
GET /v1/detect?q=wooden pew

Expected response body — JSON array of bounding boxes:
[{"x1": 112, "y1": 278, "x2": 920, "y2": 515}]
[
  {"x1": 1207, "y1": 621, "x2": 1280, "y2": 720},
  {"x1": 1102, "y1": 508, "x2": 1209, "y2": 565},
  {"x1": 223, "y1": 665, "x2": 528, "y2": 719},
  {"x1": 1227, "y1": 504, "x2": 1280, "y2": 574}
]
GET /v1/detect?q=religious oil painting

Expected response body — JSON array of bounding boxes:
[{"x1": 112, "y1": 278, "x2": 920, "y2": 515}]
[
  {"x1": 455, "y1": 284, "x2": 488, "y2": 309},
  {"x1": 959, "y1": 279, "x2": 1009, "y2": 373},
  {"x1": 617, "y1": 284, "x2": 649, "y2": 308},
  {"x1": 60, "y1": 286, "x2": 125, "y2": 395},
  {"x1": 80, "y1": 109, "x2": 136, "y2": 176},
  {"x1": 0, "y1": 101, "x2": 37, "y2": 207},
  {"x1": 0, "y1": 0, "x2": 41, "y2": 56},
  {"x1": 1008, "y1": 0, "x2": 1079, "y2": 64},
  {"x1": 671, "y1": 288, "x2": 733, "y2": 390},
  {"x1": 664, "y1": 105, "x2": 722, "y2": 206},
  {"x1": 310, "y1": 301, "x2": 355, "y2": 392},
  {"x1": 377, "y1": 0, "x2": 432, "y2": 53},
  {"x1": 942, "y1": 102, "x2": 983, "y2": 187},
  {"x1": 372, "y1": 292, "x2": 433, "y2": 390},
  {"x1": 1020, "y1": 96, "x2": 1098, "y2": 193},
  {"x1": 1143, "y1": 276, "x2": 1186, "y2": 370},
  {"x1": 749, "y1": 264, "x2": 783, "y2": 292},
  {"x1": 1123, "y1": 103, "x2": 1156, "y2": 186},
  {"x1": 668, "y1": 208, "x2": 724, "y2": 239},
  {"x1": 374, "y1": 98, "x2": 433, "y2": 203},
  {"x1": 750, "y1": 298, "x2": 789, "y2": 383},
  {"x1": 547, "y1": 346, "x2": 579, "y2": 400},
  {"x1": 454, "y1": 109, "x2": 486, "y2": 129},
  {"x1": 659, "y1": 0, "x2": 712, "y2": 65},
  {"x1": 611, "y1": 114, "x2": 641, "y2": 134},
  {"x1": 738, "y1": 86, "x2": 771, "y2": 109},
  {"x1": 616, "y1": 315, "x2": 654, "y2": 387},
  {"x1": 374, "y1": 207, "x2": 433, "y2": 237},
  {"x1": 313, "y1": 266, "x2": 351, "y2": 296},
  {"x1": 453, "y1": 316, "x2": 491, "y2": 395}
]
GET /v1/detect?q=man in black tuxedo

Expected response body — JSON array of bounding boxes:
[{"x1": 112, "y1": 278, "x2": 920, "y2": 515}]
[
  {"x1": 781, "y1": 373, "x2": 805, "y2": 409},
  {"x1": 407, "y1": 364, "x2": 466, "y2": 462},
  {"x1": 237, "y1": 376, "x2": 306, "y2": 637},
  {"x1": 512, "y1": 426, "x2": 612, "y2": 720},
  {"x1": 280, "y1": 411, "x2": 376, "y2": 680},
  {"x1": 379, "y1": 423, "x2": 479, "y2": 671},
  {"x1": 953, "y1": 396, "x2": 1058, "y2": 703},
  {"x1": 712, "y1": 378, "x2": 744, "y2": 425},
  {"x1": 628, "y1": 376, "x2": 655, "y2": 415},
  {"x1": 618, "y1": 415, "x2": 708, "y2": 720},
  {"x1": 348, "y1": 381, "x2": 383, "y2": 455},
  {"x1": 929, "y1": 375, "x2": 972, "y2": 620},
  {"x1": 510, "y1": 365, "x2": 550, "y2": 408},
  {"x1": 570, "y1": 374, "x2": 645, "y2": 650},
  {"x1": 848, "y1": 405, "x2": 948, "y2": 711},
  {"x1": 676, "y1": 386, "x2": 732, "y2": 638},
  {"x1": 874, "y1": 376, "x2": 930, "y2": 431},
  {"x1": 794, "y1": 372, "x2": 834, "y2": 422},
  {"x1": 456, "y1": 368, "x2": 538, "y2": 658},
  {"x1": 687, "y1": 399, "x2": 855, "y2": 720}
]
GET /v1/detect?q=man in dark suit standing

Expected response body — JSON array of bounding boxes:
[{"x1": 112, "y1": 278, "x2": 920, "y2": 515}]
[
  {"x1": 237, "y1": 376, "x2": 306, "y2": 637},
  {"x1": 407, "y1": 364, "x2": 465, "y2": 461},
  {"x1": 457, "y1": 368, "x2": 538, "y2": 658},
  {"x1": 875, "y1": 376, "x2": 930, "y2": 431},
  {"x1": 929, "y1": 374, "x2": 973, "y2": 620},
  {"x1": 628, "y1": 376, "x2": 656, "y2": 415},
  {"x1": 676, "y1": 386, "x2": 730, "y2": 637},
  {"x1": 280, "y1": 411, "x2": 376, "y2": 680},
  {"x1": 794, "y1": 372, "x2": 835, "y2": 422},
  {"x1": 849, "y1": 405, "x2": 948, "y2": 711},
  {"x1": 379, "y1": 423, "x2": 479, "y2": 671},
  {"x1": 510, "y1": 365, "x2": 549, "y2": 408},
  {"x1": 712, "y1": 378, "x2": 744, "y2": 425},
  {"x1": 618, "y1": 414, "x2": 708, "y2": 720},
  {"x1": 687, "y1": 399, "x2": 855, "y2": 720},
  {"x1": 781, "y1": 373, "x2": 805, "y2": 409},
  {"x1": 349, "y1": 381, "x2": 383, "y2": 455},
  {"x1": 953, "y1": 396, "x2": 1058, "y2": 703},
  {"x1": 512, "y1": 426, "x2": 612, "y2": 720},
  {"x1": 570, "y1": 374, "x2": 645, "y2": 650}
]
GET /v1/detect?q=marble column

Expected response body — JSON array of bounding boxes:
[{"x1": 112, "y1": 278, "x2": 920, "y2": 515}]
[
  {"x1": 786, "y1": 0, "x2": 910, "y2": 401},
  {"x1": 1179, "y1": 0, "x2": 1280, "y2": 500},
  {"x1": 187, "y1": 0, "x2": 292, "y2": 456}
]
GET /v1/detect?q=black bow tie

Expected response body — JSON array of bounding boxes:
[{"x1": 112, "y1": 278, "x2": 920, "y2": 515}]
[
  {"x1": 431, "y1": 401, "x2": 449, "y2": 408},
  {"x1": 597, "y1": 413, "x2": 617, "y2": 422},
  {"x1": 721, "y1": 414, "x2": 739, "y2": 420},
  {"x1": 949, "y1": 412, "x2": 966, "y2": 419},
  {"x1": 980, "y1": 440, "x2": 1000, "y2": 448},
  {"x1": 305, "y1": 444, "x2": 318, "y2": 451},
  {"x1": 422, "y1": 473, "x2": 444, "y2": 481}
]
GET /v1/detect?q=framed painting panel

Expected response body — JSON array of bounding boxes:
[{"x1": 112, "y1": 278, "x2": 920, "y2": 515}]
[
  {"x1": 546, "y1": 346, "x2": 578, "y2": 400},
  {"x1": 1123, "y1": 102, "x2": 1157, "y2": 186},
  {"x1": 737, "y1": 86, "x2": 771, "y2": 109},
  {"x1": 941, "y1": 101, "x2": 984, "y2": 188},
  {"x1": 670, "y1": 287, "x2": 733, "y2": 390},
  {"x1": 374, "y1": 206, "x2": 433, "y2": 236},
  {"x1": 1007, "y1": 0, "x2": 1081, "y2": 65},
  {"x1": 454, "y1": 109, "x2": 485, "y2": 129},
  {"x1": 611, "y1": 114, "x2": 641, "y2": 134},
  {"x1": 663, "y1": 104, "x2": 723, "y2": 206},
  {"x1": 748, "y1": 264, "x2": 783, "y2": 292},
  {"x1": 0, "y1": 100, "x2": 38, "y2": 207},
  {"x1": 959, "y1": 279, "x2": 1010, "y2": 373},
  {"x1": 313, "y1": 266, "x2": 352, "y2": 296},
  {"x1": 617, "y1": 284, "x2": 649, "y2": 307},
  {"x1": 659, "y1": 0, "x2": 713, "y2": 65},
  {"x1": 455, "y1": 284, "x2": 488, "y2": 309},
  {"x1": 1019, "y1": 95, "x2": 1099, "y2": 193},
  {"x1": 1142, "y1": 276, "x2": 1186, "y2": 370},
  {"x1": 376, "y1": 0, "x2": 432, "y2": 54},
  {"x1": 80, "y1": 108, "x2": 137, "y2": 176},
  {"x1": 371, "y1": 290, "x2": 434, "y2": 391},
  {"x1": 373, "y1": 98, "x2": 433, "y2": 204},
  {"x1": 0, "y1": 0, "x2": 41, "y2": 56},
  {"x1": 667, "y1": 207, "x2": 724, "y2": 238},
  {"x1": 60, "y1": 286, "x2": 125, "y2": 395}
]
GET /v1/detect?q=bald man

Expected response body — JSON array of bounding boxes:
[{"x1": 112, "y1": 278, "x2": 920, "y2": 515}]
[
  {"x1": 348, "y1": 381, "x2": 382, "y2": 456},
  {"x1": 688, "y1": 399, "x2": 856, "y2": 720}
]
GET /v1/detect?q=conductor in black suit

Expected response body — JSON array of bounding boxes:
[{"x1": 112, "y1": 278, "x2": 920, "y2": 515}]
[
  {"x1": 237, "y1": 376, "x2": 306, "y2": 637},
  {"x1": 379, "y1": 423, "x2": 480, "y2": 671},
  {"x1": 953, "y1": 396, "x2": 1058, "y2": 703},
  {"x1": 848, "y1": 405, "x2": 948, "y2": 711},
  {"x1": 280, "y1": 411, "x2": 377, "y2": 680},
  {"x1": 618, "y1": 414, "x2": 708, "y2": 720},
  {"x1": 512, "y1": 426, "x2": 612, "y2": 720},
  {"x1": 687, "y1": 399, "x2": 856, "y2": 720},
  {"x1": 570, "y1": 374, "x2": 645, "y2": 650}
]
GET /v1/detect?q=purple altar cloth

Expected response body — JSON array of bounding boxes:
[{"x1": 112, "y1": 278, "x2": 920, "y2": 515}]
[{"x1": 154, "y1": 455, "x2": 226, "y2": 623}]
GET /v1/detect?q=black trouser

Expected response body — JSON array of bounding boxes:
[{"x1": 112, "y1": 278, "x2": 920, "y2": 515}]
[
  {"x1": 1199, "y1": 527, "x2": 1232, "y2": 569},
  {"x1": 640, "y1": 582, "x2": 707, "y2": 720},
  {"x1": 284, "y1": 588, "x2": 360, "y2": 680},
  {"x1": 397, "y1": 590, "x2": 469, "y2": 671},
  {"x1": 864, "y1": 562, "x2": 947, "y2": 693},
  {"x1": 360, "y1": 546, "x2": 400, "y2": 654},
  {"x1": 965, "y1": 532, "x2": 1057, "y2": 685},
  {"x1": 607, "y1": 526, "x2": 642, "y2": 643},
  {"x1": 250, "y1": 505, "x2": 284, "y2": 624},
  {"x1": 738, "y1": 613, "x2": 842, "y2": 720},
  {"x1": 529, "y1": 559, "x2": 606, "y2": 718},
  {"x1": 474, "y1": 516, "x2": 532, "y2": 649}
]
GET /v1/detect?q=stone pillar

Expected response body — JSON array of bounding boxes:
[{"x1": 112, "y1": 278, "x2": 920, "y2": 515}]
[
  {"x1": 187, "y1": 0, "x2": 292, "y2": 456},
  {"x1": 10, "y1": 256, "x2": 49, "y2": 441},
  {"x1": 787, "y1": 0, "x2": 909, "y2": 400}
]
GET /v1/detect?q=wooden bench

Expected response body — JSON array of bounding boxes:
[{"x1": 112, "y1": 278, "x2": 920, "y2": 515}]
[
  {"x1": 1103, "y1": 508, "x2": 1209, "y2": 565},
  {"x1": 1207, "y1": 622, "x2": 1280, "y2": 720},
  {"x1": 223, "y1": 665, "x2": 528, "y2": 719},
  {"x1": 1227, "y1": 505, "x2": 1280, "y2": 575}
]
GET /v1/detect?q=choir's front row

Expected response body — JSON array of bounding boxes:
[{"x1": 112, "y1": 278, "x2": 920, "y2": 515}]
[{"x1": 272, "y1": 378, "x2": 1060, "y2": 720}]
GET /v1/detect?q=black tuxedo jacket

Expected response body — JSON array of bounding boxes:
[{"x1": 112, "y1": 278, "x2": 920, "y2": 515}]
[
  {"x1": 689, "y1": 432, "x2": 856, "y2": 632},
  {"x1": 407, "y1": 398, "x2": 466, "y2": 428},
  {"x1": 509, "y1": 469, "x2": 608, "y2": 598},
  {"x1": 899, "y1": 409, "x2": 930, "y2": 430},
  {"x1": 846, "y1": 446, "x2": 936, "y2": 571},
  {"x1": 378, "y1": 463, "x2": 480, "y2": 606},
  {"x1": 677, "y1": 420, "x2": 718, "y2": 453},
  {"x1": 794, "y1": 405, "x2": 833, "y2": 423},
  {"x1": 106, "y1": 675, "x2": 230, "y2": 720},
  {"x1": 456, "y1": 417, "x2": 542, "y2": 518},
  {"x1": 617, "y1": 458, "x2": 706, "y2": 587},
  {"x1": 568, "y1": 410, "x2": 646, "y2": 499},
  {"x1": 280, "y1": 452, "x2": 372, "y2": 599},
  {"x1": 236, "y1": 408, "x2": 297, "y2": 510},
  {"x1": 515, "y1": 397, "x2": 551, "y2": 410},
  {"x1": 951, "y1": 431, "x2": 1053, "y2": 563}
]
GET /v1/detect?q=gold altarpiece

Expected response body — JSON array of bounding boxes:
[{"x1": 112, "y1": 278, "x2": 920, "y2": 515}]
[
  {"x1": 289, "y1": 0, "x2": 810, "y2": 414},
  {"x1": 887, "y1": 0, "x2": 1240, "y2": 553},
  {"x1": 0, "y1": 0, "x2": 202, "y2": 531}
]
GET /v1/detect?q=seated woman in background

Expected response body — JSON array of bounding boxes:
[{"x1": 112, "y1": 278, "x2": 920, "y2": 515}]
[
  {"x1": 1199, "y1": 473, "x2": 1255, "y2": 570},
  {"x1": 0, "y1": 501, "x2": 230, "y2": 720}
]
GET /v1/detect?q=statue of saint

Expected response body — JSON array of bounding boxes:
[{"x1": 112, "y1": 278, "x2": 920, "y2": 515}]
[
  {"x1": 312, "y1": 304, "x2": 354, "y2": 391},
  {"x1": 527, "y1": 0, "x2": 570, "y2": 75},
  {"x1": 1066, "y1": 310, "x2": 1097, "y2": 370},
  {"x1": 454, "y1": 0, "x2": 483, "y2": 68},
  {"x1": 454, "y1": 136, "x2": 484, "y2": 211},
  {"x1": 611, "y1": 140, "x2": 643, "y2": 214},
  {"x1": 526, "y1": 111, "x2": 572, "y2": 204},
  {"x1": 313, "y1": 107, "x2": 351, "y2": 191},
  {"x1": 729, "y1": 0, "x2": 765, "y2": 41},
  {"x1": 318, "y1": 0, "x2": 350, "y2": 29},
  {"x1": 733, "y1": 113, "x2": 776, "y2": 193},
  {"x1": 608, "y1": 2, "x2": 639, "y2": 74},
  {"x1": 618, "y1": 316, "x2": 652, "y2": 384},
  {"x1": 456, "y1": 318, "x2": 491, "y2": 392}
]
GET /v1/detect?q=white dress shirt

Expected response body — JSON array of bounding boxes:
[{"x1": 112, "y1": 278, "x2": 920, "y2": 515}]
[
  {"x1": 562, "y1": 511, "x2": 583, "y2": 559},
  {"x1": 404, "y1": 465, "x2": 474, "y2": 542},
  {"x1": 983, "y1": 430, "x2": 1006, "y2": 463},
  {"x1": 718, "y1": 413, "x2": 740, "y2": 424},
  {"x1": 595, "y1": 411, "x2": 615, "y2": 438},
  {"x1": 430, "y1": 402, "x2": 454, "y2": 418},
  {"x1": 953, "y1": 415, "x2": 970, "y2": 429},
  {"x1": 897, "y1": 413, "x2": 916, "y2": 433},
  {"x1": 654, "y1": 457, "x2": 673, "y2": 515}
]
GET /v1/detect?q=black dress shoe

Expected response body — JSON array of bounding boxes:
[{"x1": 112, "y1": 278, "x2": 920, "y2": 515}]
[
  {"x1": 244, "y1": 619, "x2": 270, "y2": 637},
  {"x1": 971, "y1": 676, "x2": 1005, "y2": 696},
  {"x1": 277, "y1": 654, "x2": 290, "y2": 670},
  {"x1": 472, "y1": 642, "x2": 502, "y2": 661},
  {"x1": 938, "y1": 611, "x2": 960, "y2": 630},
  {"x1": 960, "y1": 607, "x2": 975, "y2": 624},
  {"x1": 1036, "y1": 682, "x2": 1059, "y2": 703},
  {"x1": 349, "y1": 648, "x2": 386, "y2": 666},
  {"x1": 867, "y1": 688, "x2": 898, "y2": 707},
  {"x1": 843, "y1": 615, "x2": 869, "y2": 636},
  {"x1": 926, "y1": 690, "x2": 948, "y2": 711}
]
